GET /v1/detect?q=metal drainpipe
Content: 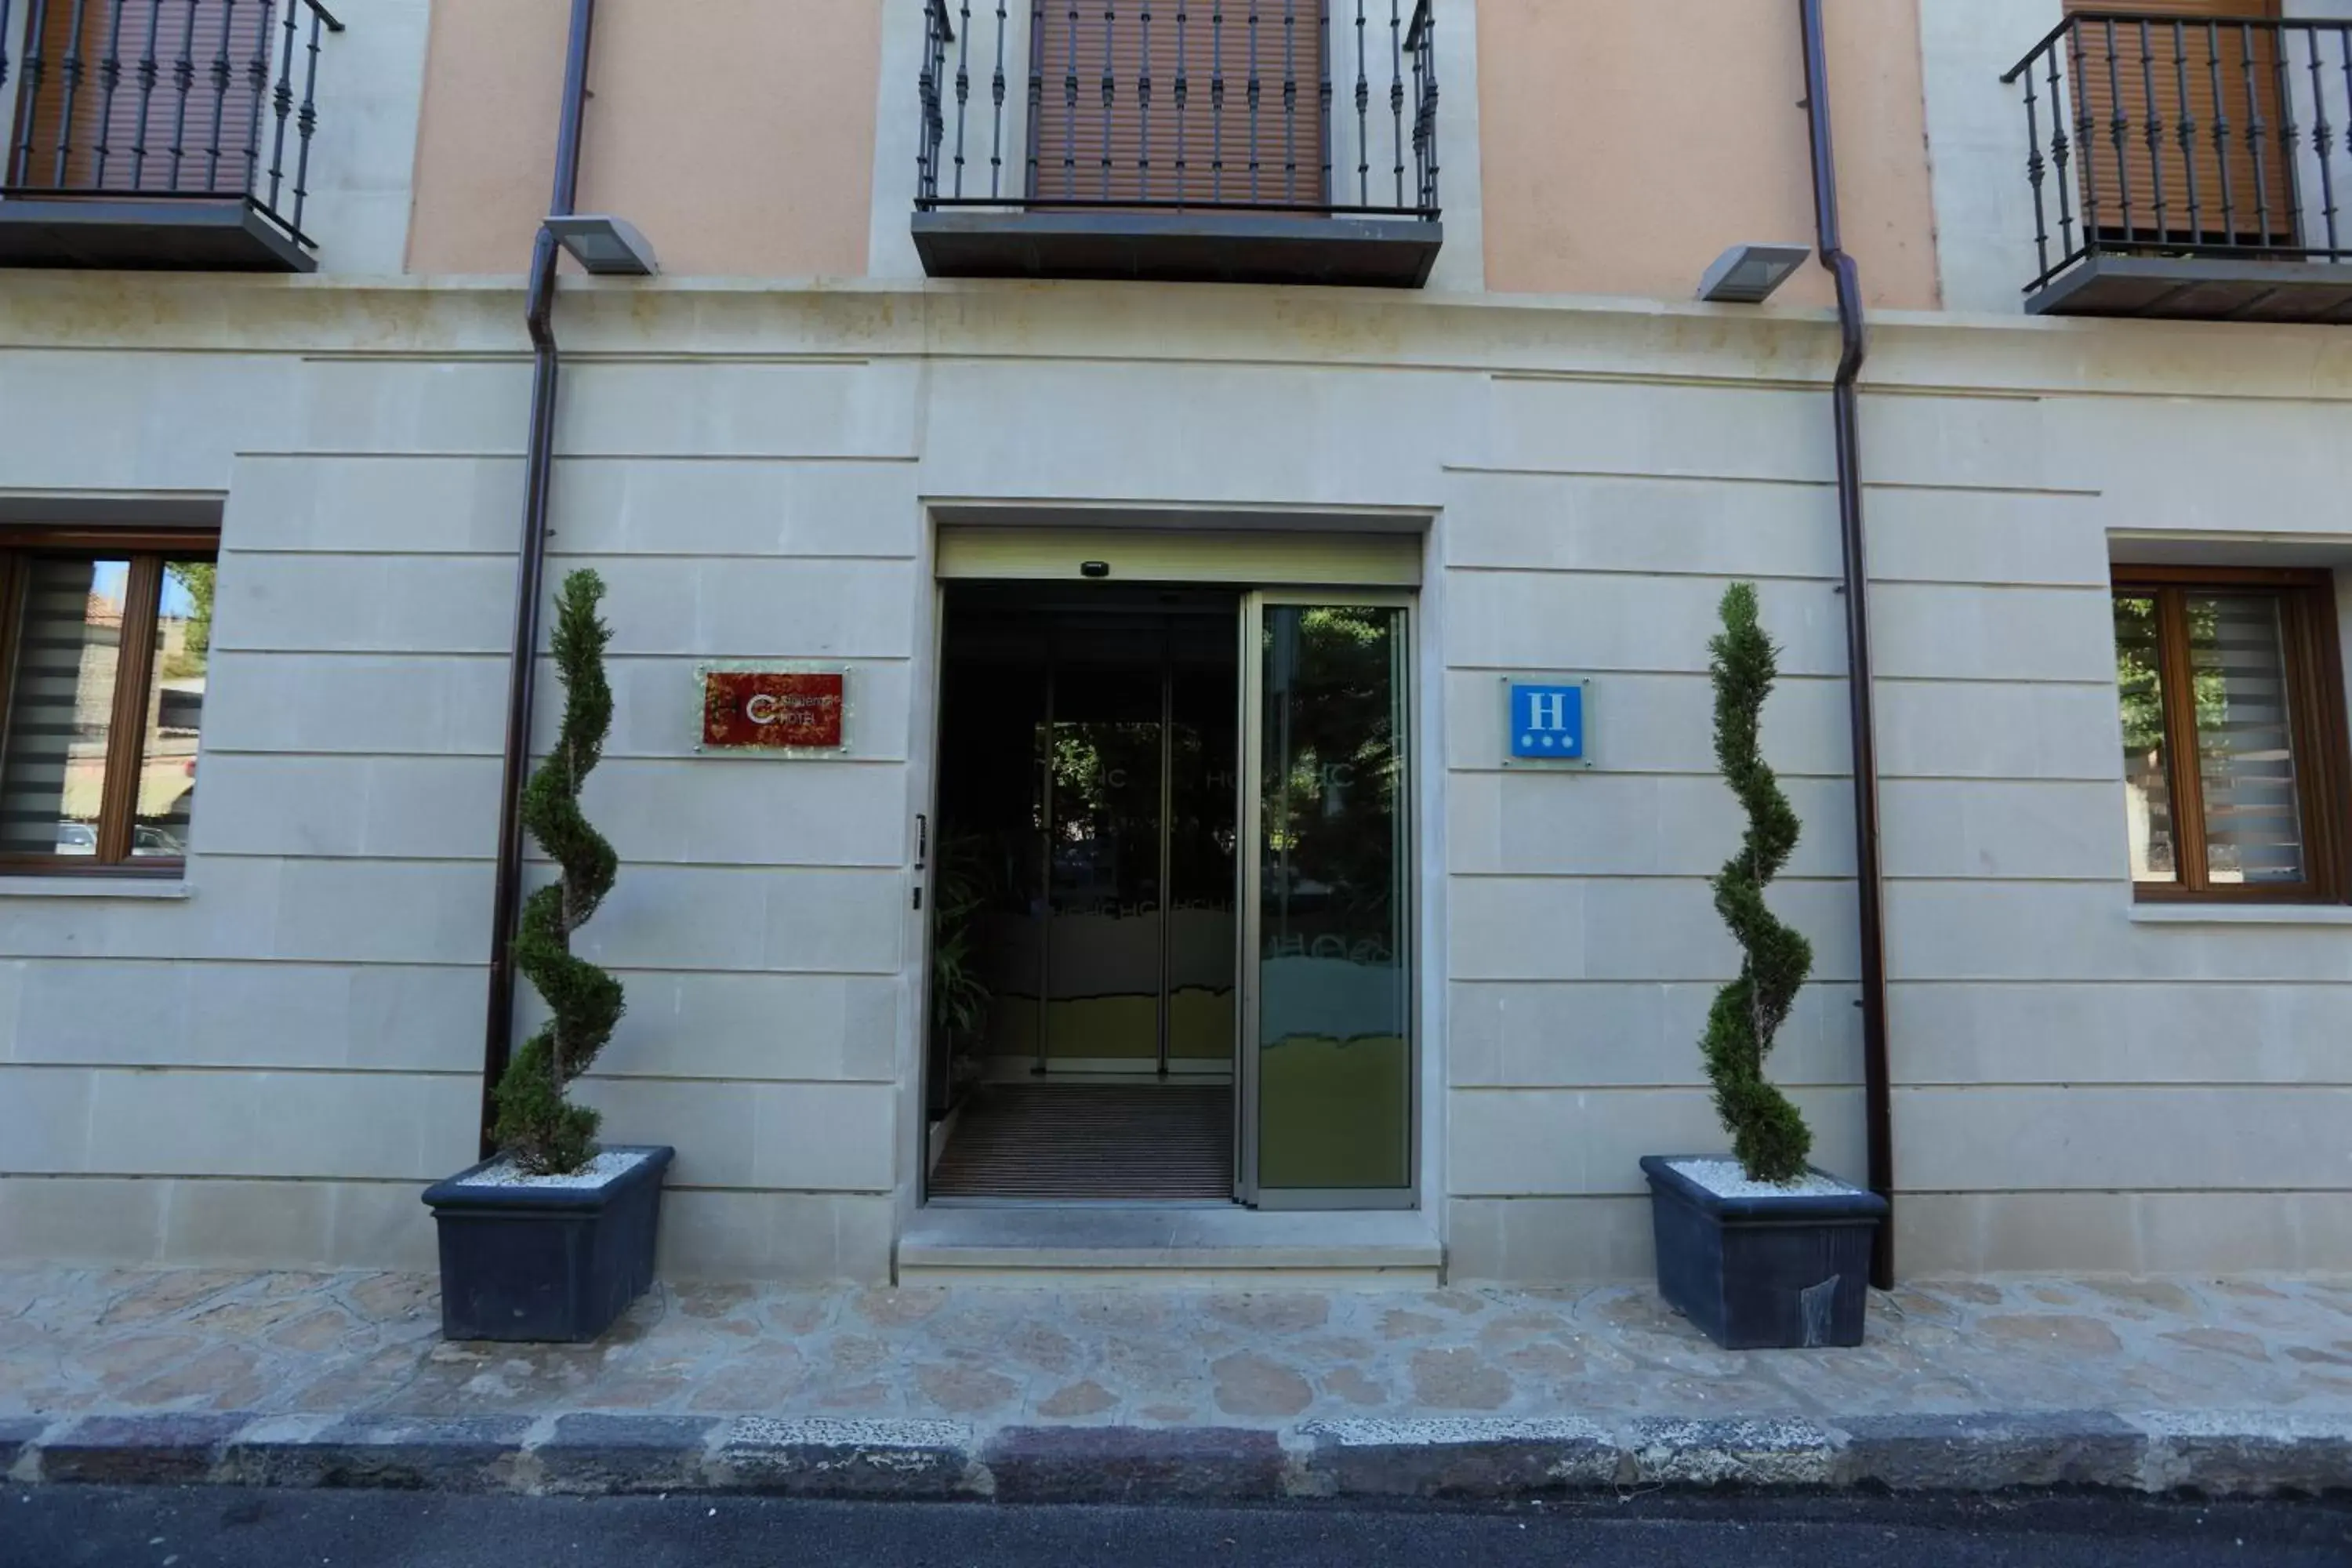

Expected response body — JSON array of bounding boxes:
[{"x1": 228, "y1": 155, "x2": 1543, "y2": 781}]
[
  {"x1": 1798, "y1": 0, "x2": 1896, "y2": 1288},
  {"x1": 479, "y1": 0, "x2": 601, "y2": 1158}
]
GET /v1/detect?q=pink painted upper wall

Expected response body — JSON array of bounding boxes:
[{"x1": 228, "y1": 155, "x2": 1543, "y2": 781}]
[
  {"x1": 407, "y1": 0, "x2": 882, "y2": 276},
  {"x1": 1476, "y1": 0, "x2": 1941, "y2": 310}
]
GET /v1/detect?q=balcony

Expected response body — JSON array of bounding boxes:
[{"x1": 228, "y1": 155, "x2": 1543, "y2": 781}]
[
  {"x1": 0, "y1": 0, "x2": 342, "y2": 272},
  {"x1": 911, "y1": 0, "x2": 1443, "y2": 289},
  {"x1": 2003, "y1": 11, "x2": 2352, "y2": 323}
]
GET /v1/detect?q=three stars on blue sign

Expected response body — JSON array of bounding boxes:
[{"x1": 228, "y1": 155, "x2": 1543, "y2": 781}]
[{"x1": 1509, "y1": 683, "x2": 1585, "y2": 762}]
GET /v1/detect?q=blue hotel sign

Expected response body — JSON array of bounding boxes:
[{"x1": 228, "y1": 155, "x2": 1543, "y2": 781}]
[{"x1": 1504, "y1": 679, "x2": 1593, "y2": 768}]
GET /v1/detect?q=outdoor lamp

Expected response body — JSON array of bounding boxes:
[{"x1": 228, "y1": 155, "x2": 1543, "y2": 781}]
[
  {"x1": 1697, "y1": 243, "x2": 1813, "y2": 304},
  {"x1": 544, "y1": 214, "x2": 661, "y2": 277}
]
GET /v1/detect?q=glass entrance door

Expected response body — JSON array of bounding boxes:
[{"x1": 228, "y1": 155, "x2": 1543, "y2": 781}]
[
  {"x1": 1040, "y1": 610, "x2": 1240, "y2": 1076},
  {"x1": 932, "y1": 581, "x2": 1410, "y2": 1207},
  {"x1": 1237, "y1": 594, "x2": 1414, "y2": 1207},
  {"x1": 1164, "y1": 620, "x2": 1242, "y2": 1075},
  {"x1": 935, "y1": 586, "x2": 1238, "y2": 1086}
]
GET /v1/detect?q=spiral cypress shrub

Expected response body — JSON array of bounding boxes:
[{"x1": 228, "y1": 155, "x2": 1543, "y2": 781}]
[
  {"x1": 492, "y1": 569, "x2": 626, "y2": 1174},
  {"x1": 1702, "y1": 583, "x2": 1815, "y2": 1184}
]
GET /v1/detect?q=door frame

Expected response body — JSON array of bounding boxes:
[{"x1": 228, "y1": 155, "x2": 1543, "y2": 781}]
[{"x1": 1235, "y1": 587, "x2": 1417, "y2": 1211}]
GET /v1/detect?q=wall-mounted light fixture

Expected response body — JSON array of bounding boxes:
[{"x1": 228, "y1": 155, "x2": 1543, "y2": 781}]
[
  {"x1": 545, "y1": 214, "x2": 660, "y2": 277},
  {"x1": 1697, "y1": 243, "x2": 1811, "y2": 304}
]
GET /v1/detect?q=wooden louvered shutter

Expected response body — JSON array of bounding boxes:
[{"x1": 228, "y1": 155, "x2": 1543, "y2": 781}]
[
  {"x1": 1029, "y1": 3, "x2": 1329, "y2": 209},
  {"x1": 17, "y1": 0, "x2": 274, "y2": 195},
  {"x1": 2063, "y1": 0, "x2": 2297, "y2": 246}
]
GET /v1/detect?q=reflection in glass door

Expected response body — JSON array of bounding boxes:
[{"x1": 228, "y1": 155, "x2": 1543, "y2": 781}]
[
  {"x1": 1042, "y1": 632, "x2": 1166, "y2": 1070},
  {"x1": 1239, "y1": 596, "x2": 1414, "y2": 1206}
]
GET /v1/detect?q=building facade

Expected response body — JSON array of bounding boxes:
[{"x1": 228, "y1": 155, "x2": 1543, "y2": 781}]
[{"x1": 0, "y1": 0, "x2": 2348, "y2": 1283}]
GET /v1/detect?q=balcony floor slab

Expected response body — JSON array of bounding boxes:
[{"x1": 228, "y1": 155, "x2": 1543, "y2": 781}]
[
  {"x1": 2027, "y1": 253, "x2": 2352, "y2": 325},
  {"x1": 913, "y1": 209, "x2": 1442, "y2": 289},
  {"x1": 0, "y1": 196, "x2": 314, "y2": 274}
]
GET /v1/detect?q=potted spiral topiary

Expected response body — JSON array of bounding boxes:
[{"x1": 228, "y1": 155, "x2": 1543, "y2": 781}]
[
  {"x1": 1639, "y1": 583, "x2": 1886, "y2": 1350},
  {"x1": 423, "y1": 570, "x2": 673, "y2": 1343}
]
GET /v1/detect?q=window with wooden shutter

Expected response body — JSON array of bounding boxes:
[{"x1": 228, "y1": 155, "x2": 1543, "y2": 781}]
[
  {"x1": 2113, "y1": 566, "x2": 2351, "y2": 904},
  {"x1": 11, "y1": 0, "x2": 277, "y2": 196},
  {"x1": 1028, "y1": 2, "x2": 1330, "y2": 209},
  {"x1": 2062, "y1": 0, "x2": 2299, "y2": 248},
  {"x1": 0, "y1": 530, "x2": 217, "y2": 874}
]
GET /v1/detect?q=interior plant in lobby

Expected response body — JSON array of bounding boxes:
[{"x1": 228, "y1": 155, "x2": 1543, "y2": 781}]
[
  {"x1": 423, "y1": 568, "x2": 675, "y2": 1345},
  {"x1": 929, "y1": 830, "x2": 997, "y2": 1116},
  {"x1": 1638, "y1": 582, "x2": 1886, "y2": 1352}
]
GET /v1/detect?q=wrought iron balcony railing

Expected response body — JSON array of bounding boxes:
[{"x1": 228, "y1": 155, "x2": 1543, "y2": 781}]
[
  {"x1": 0, "y1": 0, "x2": 343, "y2": 270},
  {"x1": 2002, "y1": 11, "x2": 2352, "y2": 321},
  {"x1": 913, "y1": 0, "x2": 1443, "y2": 287}
]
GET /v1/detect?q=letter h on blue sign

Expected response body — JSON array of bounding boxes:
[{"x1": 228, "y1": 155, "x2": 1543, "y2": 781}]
[{"x1": 1510, "y1": 683, "x2": 1584, "y2": 760}]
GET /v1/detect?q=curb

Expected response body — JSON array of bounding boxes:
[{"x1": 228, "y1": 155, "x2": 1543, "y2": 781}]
[
  {"x1": 1834, "y1": 1410, "x2": 2145, "y2": 1493},
  {"x1": 5, "y1": 1410, "x2": 2350, "y2": 1502},
  {"x1": 984, "y1": 1425, "x2": 1287, "y2": 1504},
  {"x1": 709, "y1": 1417, "x2": 975, "y2": 1498},
  {"x1": 220, "y1": 1414, "x2": 538, "y2": 1492}
]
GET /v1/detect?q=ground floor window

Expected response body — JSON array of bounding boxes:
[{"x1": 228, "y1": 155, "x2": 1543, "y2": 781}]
[
  {"x1": 0, "y1": 532, "x2": 216, "y2": 873},
  {"x1": 2112, "y1": 565, "x2": 2349, "y2": 902}
]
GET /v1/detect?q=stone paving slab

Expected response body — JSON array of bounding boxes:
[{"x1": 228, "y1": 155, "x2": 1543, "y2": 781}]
[{"x1": 3, "y1": 1266, "x2": 2352, "y2": 1499}]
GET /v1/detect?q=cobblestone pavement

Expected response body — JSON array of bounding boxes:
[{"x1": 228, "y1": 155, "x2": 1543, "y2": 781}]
[{"x1": 5, "y1": 1268, "x2": 2351, "y2": 1432}]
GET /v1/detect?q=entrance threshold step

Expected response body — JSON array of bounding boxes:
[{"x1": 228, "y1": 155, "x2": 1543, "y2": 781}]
[{"x1": 897, "y1": 1207, "x2": 1443, "y2": 1285}]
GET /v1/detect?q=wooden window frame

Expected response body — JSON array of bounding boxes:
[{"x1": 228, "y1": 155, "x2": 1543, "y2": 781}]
[
  {"x1": 0, "y1": 528, "x2": 220, "y2": 879},
  {"x1": 2113, "y1": 563, "x2": 2352, "y2": 905}
]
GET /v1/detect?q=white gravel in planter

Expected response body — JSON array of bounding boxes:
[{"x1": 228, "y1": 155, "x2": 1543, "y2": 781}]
[
  {"x1": 462, "y1": 1149, "x2": 653, "y2": 1189},
  {"x1": 1670, "y1": 1159, "x2": 1857, "y2": 1200}
]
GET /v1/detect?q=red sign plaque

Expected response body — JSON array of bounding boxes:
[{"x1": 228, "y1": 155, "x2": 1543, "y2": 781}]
[{"x1": 699, "y1": 669, "x2": 848, "y2": 753}]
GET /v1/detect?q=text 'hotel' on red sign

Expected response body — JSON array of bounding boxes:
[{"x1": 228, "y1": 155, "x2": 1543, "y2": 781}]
[{"x1": 700, "y1": 670, "x2": 848, "y2": 752}]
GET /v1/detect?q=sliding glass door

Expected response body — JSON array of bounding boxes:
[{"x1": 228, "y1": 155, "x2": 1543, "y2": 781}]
[
  {"x1": 935, "y1": 588, "x2": 1240, "y2": 1086},
  {"x1": 1236, "y1": 593, "x2": 1414, "y2": 1208}
]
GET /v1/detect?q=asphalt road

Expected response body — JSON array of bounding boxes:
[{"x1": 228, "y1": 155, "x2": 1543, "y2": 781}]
[{"x1": 5, "y1": 1489, "x2": 2349, "y2": 1568}]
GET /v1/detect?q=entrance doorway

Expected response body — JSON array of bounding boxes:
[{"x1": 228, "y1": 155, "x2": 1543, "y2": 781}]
[
  {"x1": 924, "y1": 563, "x2": 1417, "y2": 1210},
  {"x1": 928, "y1": 584, "x2": 1240, "y2": 1203}
]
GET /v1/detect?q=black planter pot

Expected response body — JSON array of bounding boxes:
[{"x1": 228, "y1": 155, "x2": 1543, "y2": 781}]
[
  {"x1": 1639, "y1": 1154, "x2": 1888, "y2": 1350},
  {"x1": 422, "y1": 1145, "x2": 674, "y2": 1343}
]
